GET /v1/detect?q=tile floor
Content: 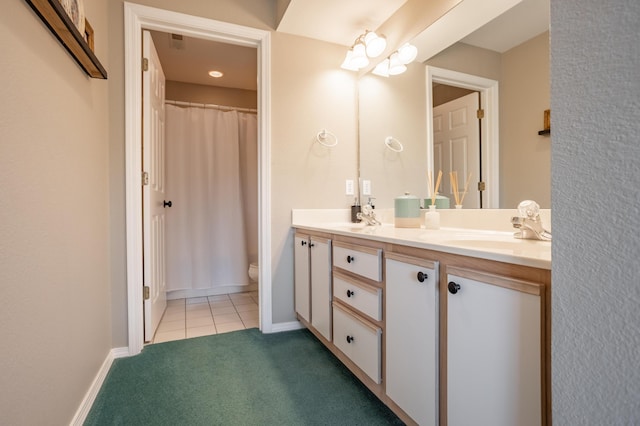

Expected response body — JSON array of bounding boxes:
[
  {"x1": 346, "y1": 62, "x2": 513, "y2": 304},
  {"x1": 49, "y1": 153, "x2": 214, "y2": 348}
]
[{"x1": 152, "y1": 291, "x2": 259, "y2": 344}]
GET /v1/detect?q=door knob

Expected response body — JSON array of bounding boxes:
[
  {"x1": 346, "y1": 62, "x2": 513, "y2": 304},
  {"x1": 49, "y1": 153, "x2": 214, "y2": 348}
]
[
  {"x1": 448, "y1": 281, "x2": 461, "y2": 294},
  {"x1": 163, "y1": 200, "x2": 172, "y2": 208}
]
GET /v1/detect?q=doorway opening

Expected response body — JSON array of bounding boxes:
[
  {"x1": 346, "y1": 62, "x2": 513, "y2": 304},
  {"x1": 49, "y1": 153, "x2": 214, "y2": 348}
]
[
  {"x1": 146, "y1": 30, "x2": 259, "y2": 344},
  {"x1": 425, "y1": 66, "x2": 500, "y2": 208},
  {"x1": 124, "y1": 2, "x2": 272, "y2": 355}
]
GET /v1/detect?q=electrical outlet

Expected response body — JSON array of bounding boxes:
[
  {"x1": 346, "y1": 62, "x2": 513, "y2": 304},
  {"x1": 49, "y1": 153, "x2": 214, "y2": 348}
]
[
  {"x1": 362, "y1": 180, "x2": 371, "y2": 196},
  {"x1": 345, "y1": 179, "x2": 355, "y2": 196}
]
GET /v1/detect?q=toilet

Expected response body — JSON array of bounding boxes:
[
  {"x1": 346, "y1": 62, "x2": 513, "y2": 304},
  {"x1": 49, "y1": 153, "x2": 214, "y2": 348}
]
[{"x1": 248, "y1": 262, "x2": 259, "y2": 283}]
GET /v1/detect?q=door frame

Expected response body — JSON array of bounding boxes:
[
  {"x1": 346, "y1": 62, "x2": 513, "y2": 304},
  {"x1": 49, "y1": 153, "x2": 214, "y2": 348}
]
[
  {"x1": 124, "y1": 2, "x2": 272, "y2": 355},
  {"x1": 426, "y1": 66, "x2": 499, "y2": 208}
]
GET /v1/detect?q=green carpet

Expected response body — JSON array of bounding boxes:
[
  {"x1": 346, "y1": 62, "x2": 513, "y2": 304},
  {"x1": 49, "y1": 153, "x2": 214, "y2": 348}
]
[{"x1": 85, "y1": 328, "x2": 404, "y2": 425}]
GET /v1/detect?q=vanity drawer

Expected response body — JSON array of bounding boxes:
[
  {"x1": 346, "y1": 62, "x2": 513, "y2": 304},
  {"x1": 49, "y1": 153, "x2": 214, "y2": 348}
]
[
  {"x1": 333, "y1": 272, "x2": 382, "y2": 321},
  {"x1": 333, "y1": 241, "x2": 382, "y2": 282},
  {"x1": 332, "y1": 302, "x2": 382, "y2": 384}
]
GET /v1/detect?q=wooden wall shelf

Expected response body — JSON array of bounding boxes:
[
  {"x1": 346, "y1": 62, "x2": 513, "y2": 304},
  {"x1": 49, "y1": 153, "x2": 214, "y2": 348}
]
[{"x1": 24, "y1": 0, "x2": 107, "y2": 79}]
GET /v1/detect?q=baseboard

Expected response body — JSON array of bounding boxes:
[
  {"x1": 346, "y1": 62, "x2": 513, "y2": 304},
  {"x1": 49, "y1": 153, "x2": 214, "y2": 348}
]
[
  {"x1": 269, "y1": 321, "x2": 305, "y2": 333},
  {"x1": 70, "y1": 347, "x2": 129, "y2": 425}
]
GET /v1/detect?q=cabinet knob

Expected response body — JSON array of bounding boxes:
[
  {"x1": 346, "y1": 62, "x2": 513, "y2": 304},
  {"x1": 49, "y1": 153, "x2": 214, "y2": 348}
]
[
  {"x1": 347, "y1": 255, "x2": 355, "y2": 263},
  {"x1": 309, "y1": 243, "x2": 315, "y2": 247},
  {"x1": 347, "y1": 289, "x2": 355, "y2": 298},
  {"x1": 346, "y1": 335, "x2": 355, "y2": 344},
  {"x1": 448, "y1": 281, "x2": 461, "y2": 294},
  {"x1": 417, "y1": 271, "x2": 428, "y2": 282},
  {"x1": 163, "y1": 200, "x2": 172, "y2": 208},
  {"x1": 301, "y1": 240, "x2": 307, "y2": 246}
]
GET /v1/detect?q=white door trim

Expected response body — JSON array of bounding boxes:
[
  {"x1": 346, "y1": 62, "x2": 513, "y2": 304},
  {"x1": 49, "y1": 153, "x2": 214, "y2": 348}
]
[
  {"x1": 426, "y1": 66, "x2": 499, "y2": 208},
  {"x1": 124, "y1": 2, "x2": 272, "y2": 355}
]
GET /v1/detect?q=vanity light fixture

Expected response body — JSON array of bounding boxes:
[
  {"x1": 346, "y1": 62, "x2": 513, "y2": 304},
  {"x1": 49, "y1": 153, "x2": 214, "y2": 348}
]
[
  {"x1": 208, "y1": 70, "x2": 224, "y2": 78},
  {"x1": 341, "y1": 30, "x2": 387, "y2": 71}
]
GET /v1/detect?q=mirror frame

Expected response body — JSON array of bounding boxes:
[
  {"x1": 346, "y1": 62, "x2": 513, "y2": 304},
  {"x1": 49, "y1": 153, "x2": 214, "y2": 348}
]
[{"x1": 426, "y1": 66, "x2": 500, "y2": 208}]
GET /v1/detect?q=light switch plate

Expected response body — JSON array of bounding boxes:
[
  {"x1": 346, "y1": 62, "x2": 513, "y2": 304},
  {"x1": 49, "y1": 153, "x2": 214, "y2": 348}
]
[
  {"x1": 345, "y1": 179, "x2": 355, "y2": 196},
  {"x1": 362, "y1": 180, "x2": 371, "y2": 196}
]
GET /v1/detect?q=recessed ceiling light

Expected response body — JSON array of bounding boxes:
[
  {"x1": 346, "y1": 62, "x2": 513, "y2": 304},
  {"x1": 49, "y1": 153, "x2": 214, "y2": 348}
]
[{"x1": 208, "y1": 70, "x2": 224, "y2": 78}]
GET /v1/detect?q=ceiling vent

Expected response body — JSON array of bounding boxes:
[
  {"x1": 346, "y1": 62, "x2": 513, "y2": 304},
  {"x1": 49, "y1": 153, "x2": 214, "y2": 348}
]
[{"x1": 169, "y1": 33, "x2": 184, "y2": 50}]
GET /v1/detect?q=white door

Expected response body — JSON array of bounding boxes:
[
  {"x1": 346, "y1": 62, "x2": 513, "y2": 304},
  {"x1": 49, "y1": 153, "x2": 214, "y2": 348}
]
[
  {"x1": 143, "y1": 30, "x2": 167, "y2": 342},
  {"x1": 447, "y1": 273, "x2": 541, "y2": 426},
  {"x1": 433, "y1": 92, "x2": 481, "y2": 208},
  {"x1": 294, "y1": 234, "x2": 311, "y2": 322},
  {"x1": 310, "y1": 237, "x2": 332, "y2": 341},
  {"x1": 385, "y1": 256, "x2": 438, "y2": 426}
]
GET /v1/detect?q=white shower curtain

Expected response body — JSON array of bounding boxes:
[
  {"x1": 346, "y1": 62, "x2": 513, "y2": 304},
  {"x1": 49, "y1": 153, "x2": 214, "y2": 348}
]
[{"x1": 165, "y1": 104, "x2": 258, "y2": 292}]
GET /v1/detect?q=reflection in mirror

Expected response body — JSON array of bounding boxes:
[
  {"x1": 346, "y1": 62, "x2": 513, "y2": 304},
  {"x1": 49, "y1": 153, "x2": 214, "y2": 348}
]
[
  {"x1": 358, "y1": 1, "x2": 550, "y2": 210},
  {"x1": 359, "y1": 62, "x2": 427, "y2": 209}
]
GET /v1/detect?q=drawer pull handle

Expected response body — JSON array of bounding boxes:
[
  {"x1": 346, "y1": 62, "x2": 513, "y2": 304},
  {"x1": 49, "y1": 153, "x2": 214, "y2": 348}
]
[
  {"x1": 417, "y1": 271, "x2": 428, "y2": 282},
  {"x1": 448, "y1": 281, "x2": 461, "y2": 294},
  {"x1": 346, "y1": 335, "x2": 355, "y2": 344},
  {"x1": 346, "y1": 289, "x2": 355, "y2": 298},
  {"x1": 347, "y1": 255, "x2": 355, "y2": 263}
]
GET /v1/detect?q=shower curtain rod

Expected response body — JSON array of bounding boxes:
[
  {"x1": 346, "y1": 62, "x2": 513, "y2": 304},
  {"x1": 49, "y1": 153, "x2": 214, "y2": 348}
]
[{"x1": 165, "y1": 100, "x2": 257, "y2": 114}]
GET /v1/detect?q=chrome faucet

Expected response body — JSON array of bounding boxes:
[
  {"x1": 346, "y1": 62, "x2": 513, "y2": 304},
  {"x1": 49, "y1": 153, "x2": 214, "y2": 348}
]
[
  {"x1": 357, "y1": 198, "x2": 381, "y2": 226},
  {"x1": 511, "y1": 200, "x2": 551, "y2": 241}
]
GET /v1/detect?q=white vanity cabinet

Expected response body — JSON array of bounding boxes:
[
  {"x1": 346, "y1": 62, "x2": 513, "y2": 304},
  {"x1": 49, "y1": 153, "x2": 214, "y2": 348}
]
[
  {"x1": 385, "y1": 253, "x2": 439, "y2": 426},
  {"x1": 293, "y1": 224, "x2": 550, "y2": 426},
  {"x1": 331, "y1": 240, "x2": 384, "y2": 385},
  {"x1": 294, "y1": 233, "x2": 311, "y2": 322},
  {"x1": 294, "y1": 233, "x2": 332, "y2": 341},
  {"x1": 446, "y1": 266, "x2": 543, "y2": 426},
  {"x1": 310, "y1": 237, "x2": 332, "y2": 341}
]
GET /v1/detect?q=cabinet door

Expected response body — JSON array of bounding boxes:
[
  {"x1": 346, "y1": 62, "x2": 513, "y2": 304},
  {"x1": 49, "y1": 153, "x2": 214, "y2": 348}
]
[
  {"x1": 386, "y1": 254, "x2": 438, "y2": 426},
  {"x1": 447, "y1": 271, "x2": 541, "y2": 426},
  {"x1": 294, "y1": 234, "x2": 310, "y2": 322},
  {"x1": 311, "y1": 237, "x2": 332, "y2": 341}
]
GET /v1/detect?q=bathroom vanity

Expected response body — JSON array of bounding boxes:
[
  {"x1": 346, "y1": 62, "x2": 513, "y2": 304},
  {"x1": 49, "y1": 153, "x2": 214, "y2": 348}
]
[{"x1": 292, "y1": 209, "x2": 551, "y2": 426}]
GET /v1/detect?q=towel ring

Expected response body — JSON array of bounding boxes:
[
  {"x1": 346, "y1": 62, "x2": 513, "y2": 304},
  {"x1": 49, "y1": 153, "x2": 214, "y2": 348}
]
[
  {"x1": 384, "y1": 136, "x2": 404, "y2": 152},
  {"x1": 316, "y1": 129, "x2": 338, "y2": 147}
]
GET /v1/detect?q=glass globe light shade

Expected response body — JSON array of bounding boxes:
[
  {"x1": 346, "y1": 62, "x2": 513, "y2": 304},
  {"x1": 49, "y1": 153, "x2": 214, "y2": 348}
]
[
  {"x1": 364, "y1": 31, "x2": 386, "y2": 58},
  {"x1": 350, "y1": 43, "x2": 369, "y2": 69},
  {"x1": 388, "y1": 52, "x2": 407, "y2": 75},
  {"x1": 372, "y1": 58, "x2": 390, "y2": 77},
  {"x1": 397, "y1": 43, "x2": 418, "y2": 64}
]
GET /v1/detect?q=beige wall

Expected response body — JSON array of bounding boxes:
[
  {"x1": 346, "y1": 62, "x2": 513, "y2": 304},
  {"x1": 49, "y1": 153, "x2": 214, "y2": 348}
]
[
  {"x1": 0, "y1": 0, "x2": 111, "y2": 424},
  {"x1": 166, "y1": 81, "x2": 257, "y2": 109},
  {"x1": 271, "y1": 32, "x2": 358, "y2": 321}
]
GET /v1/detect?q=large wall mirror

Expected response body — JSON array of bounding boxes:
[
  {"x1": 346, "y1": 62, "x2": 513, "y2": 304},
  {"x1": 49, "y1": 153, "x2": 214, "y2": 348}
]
[{"x1": 358, "y1": 0, "x2": 550, "y2": 209}]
